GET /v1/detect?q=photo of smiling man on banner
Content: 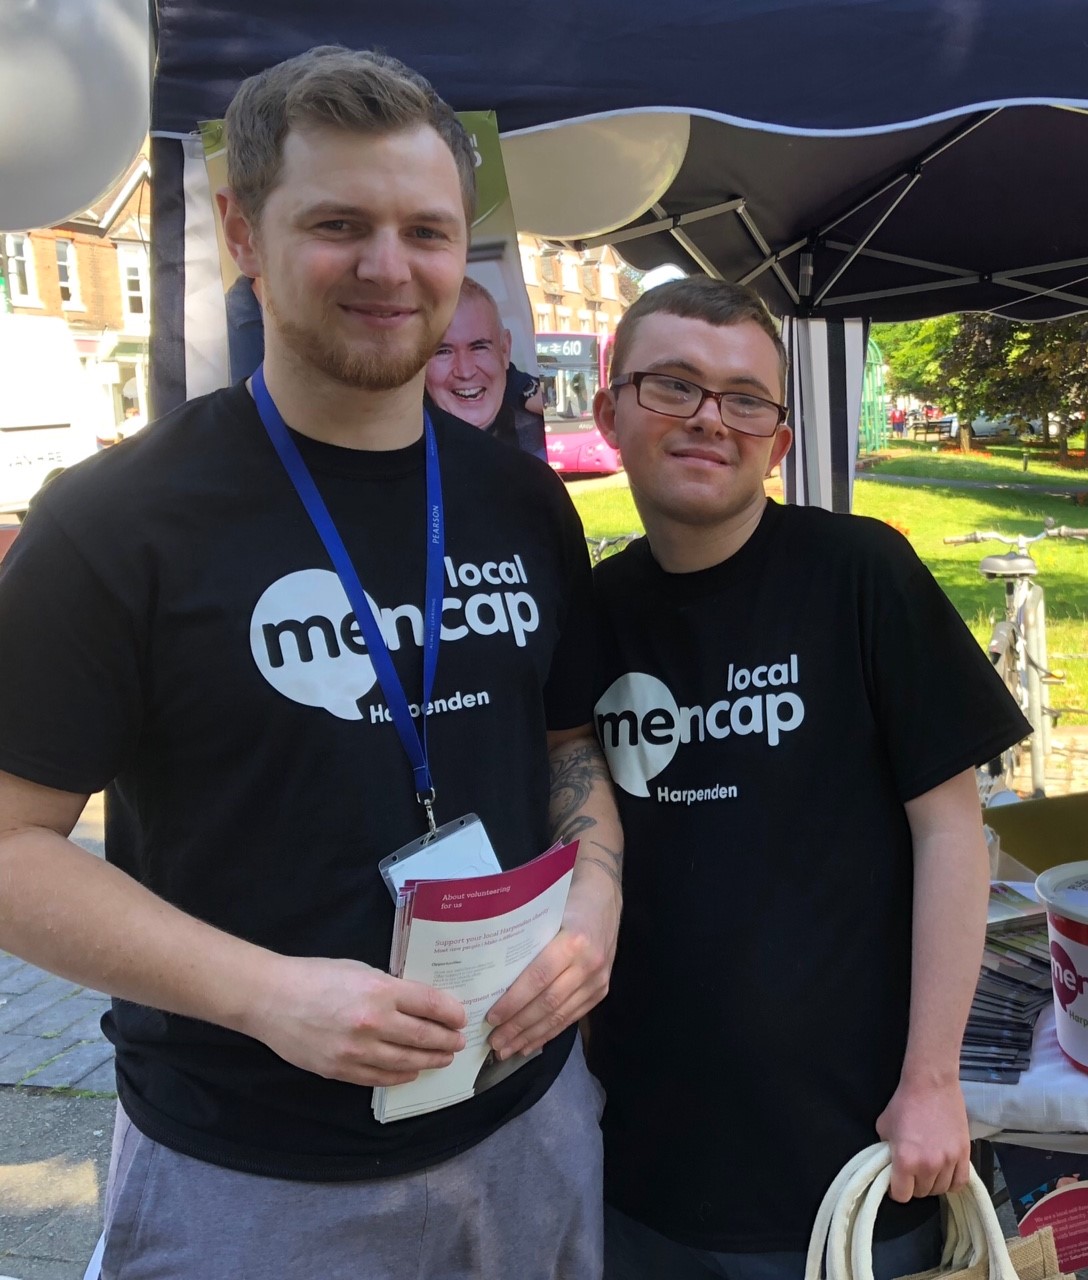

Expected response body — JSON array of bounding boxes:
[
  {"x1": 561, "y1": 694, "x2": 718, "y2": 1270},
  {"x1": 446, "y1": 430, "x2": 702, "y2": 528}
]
[
  {"x1": 425, "y1": 274, "x2": 546, "y2": 459},
  {"x1": 425, "y1": 112, "x2": 545, "y2": 459}
]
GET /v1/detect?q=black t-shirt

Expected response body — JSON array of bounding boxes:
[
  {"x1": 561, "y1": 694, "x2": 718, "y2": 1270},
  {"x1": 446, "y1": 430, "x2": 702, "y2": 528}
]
[
  {"x1": 0, "y1": 382, "x2": 593, "y2": 1180},
  {"x1": 426, "y1": 395, "x2": 547, "y2": 461},
  {"x1": 588, "y1": 499, "x2": 1028, "y2": 1252}
]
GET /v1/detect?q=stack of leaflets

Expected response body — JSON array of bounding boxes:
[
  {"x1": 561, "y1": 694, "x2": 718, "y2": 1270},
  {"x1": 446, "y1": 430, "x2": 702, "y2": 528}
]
[
  {"x1": 372, "y1": 839, "x2": 579, "y2": 1124},
  {"x1": 960, "y1": 883, "x2": 1053, "y2": 1084}
]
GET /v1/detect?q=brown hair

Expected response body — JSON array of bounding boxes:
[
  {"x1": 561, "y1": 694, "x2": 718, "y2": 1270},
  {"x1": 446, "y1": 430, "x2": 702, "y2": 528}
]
[
  {"x1": 224, "y1": 45, "x2": 476, "y2": 225},
  {"x1": 611, "y1": 277, "x2": 788, "y2": 392}
]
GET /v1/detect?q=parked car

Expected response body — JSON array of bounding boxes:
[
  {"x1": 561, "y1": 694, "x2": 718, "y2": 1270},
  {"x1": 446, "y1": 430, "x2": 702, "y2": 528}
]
[
  {"x1": 545, "y1": 419, "x2": 622, "y2": 476},
  {"x1": 959, "y1": 413, "x2": 1040, "y2": 439}
]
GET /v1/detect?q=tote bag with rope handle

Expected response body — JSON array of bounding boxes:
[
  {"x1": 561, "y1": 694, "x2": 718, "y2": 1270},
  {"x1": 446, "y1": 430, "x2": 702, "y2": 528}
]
[{"x1": 806, "y1": 1144, "x2": 1069, "y2": 1280}]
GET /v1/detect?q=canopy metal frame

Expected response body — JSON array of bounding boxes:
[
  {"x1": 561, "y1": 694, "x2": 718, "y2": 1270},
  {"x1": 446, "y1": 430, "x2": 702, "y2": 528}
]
[{"x1": 570, "y1": 106, "x2": 1088, "y2": 318}]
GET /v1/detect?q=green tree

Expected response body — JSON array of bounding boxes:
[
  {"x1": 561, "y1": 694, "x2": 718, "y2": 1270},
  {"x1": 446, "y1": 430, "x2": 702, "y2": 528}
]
[
  {"x1": 1010, "y1": 317, "x2": 1088, "y2": 464},
  {"x1": 942, "y1": 314, "x2": 1087, "y2": 464},
  {"x1": 939, "y1": 314, "x2": 1019, "y2": 452},
  {"x1": 877, "y1": 314, "x2": 1088, "y2": 462},
  {"x1": 874, "y1": 316, "x2": 969, "y2": 448},
  {"x1": 872, "y1": 317, "x2": 957, "y2": 403}
]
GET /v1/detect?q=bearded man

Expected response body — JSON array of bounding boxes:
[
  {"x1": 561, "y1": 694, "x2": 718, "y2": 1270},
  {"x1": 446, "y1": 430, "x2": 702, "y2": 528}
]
[{"x1": 0, "y1": 45, "x2": 620, "y2": 1280}]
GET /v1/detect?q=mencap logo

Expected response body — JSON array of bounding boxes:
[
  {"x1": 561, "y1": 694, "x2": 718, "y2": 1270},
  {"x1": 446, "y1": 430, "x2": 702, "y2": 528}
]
[
  {"x1": 1051, "y1": 940, "x2": 1088, "y2": 1011},
  {"x1": 250, "y1": 566, "x2": 542, "y2": 721},
  {"x1": 596, "y1": 673, "x2": 679, "y2": 797},
  {"x1": 251, "y1": 569, "x2": 379, "y2": 720},
  {"x1": 595, "y1": 663, "x2": 806, "y2": 799}
]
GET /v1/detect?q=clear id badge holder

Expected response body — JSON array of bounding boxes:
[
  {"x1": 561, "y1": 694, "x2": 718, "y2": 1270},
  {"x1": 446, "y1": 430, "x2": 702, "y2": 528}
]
[{"x1": 378, "y1": 813, "x2": 502, "y2": 902}]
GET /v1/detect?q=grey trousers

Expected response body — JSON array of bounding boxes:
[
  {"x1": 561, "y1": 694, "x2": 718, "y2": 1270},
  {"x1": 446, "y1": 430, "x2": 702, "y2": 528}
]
[{"x1": 100, "y1": 1038, "x2": 604, "y2": 1280}]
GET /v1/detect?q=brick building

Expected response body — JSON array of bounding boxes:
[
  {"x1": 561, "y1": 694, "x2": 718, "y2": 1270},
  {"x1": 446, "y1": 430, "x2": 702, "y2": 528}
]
[
  {"x1": 517, "y1": 236, "x2": 632, "y2": 414},
  {"x1": 518, "y1": 237, "x2": 628, "y2": 343},
  {"x1": 1, "y1": 152, "x2": 152, "y2": 434}
]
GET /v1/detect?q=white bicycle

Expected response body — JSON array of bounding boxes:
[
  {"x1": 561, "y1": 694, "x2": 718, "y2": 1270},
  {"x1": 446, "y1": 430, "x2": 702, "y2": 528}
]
[
  {"x1": 944, "y1": 520, "x2": 1088, "y2": 799},
  {"x1": 586, "y1": 533, "x2": 638, "y2": 564}
]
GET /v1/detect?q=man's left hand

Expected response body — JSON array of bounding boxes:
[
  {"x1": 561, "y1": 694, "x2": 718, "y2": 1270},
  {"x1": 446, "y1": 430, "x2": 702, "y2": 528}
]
[
  {"x1": 876, "y1": 1078, "x2": 972, "y2": 1201},
  {"x1": 485, "y1": 870, "x2": 619, "y2": 1060}
]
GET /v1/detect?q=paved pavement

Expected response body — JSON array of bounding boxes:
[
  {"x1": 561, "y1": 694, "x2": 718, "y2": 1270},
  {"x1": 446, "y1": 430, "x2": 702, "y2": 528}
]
[
  {"x1": 1, "y1": 796, "x2": 112, "y2": 1280},
  {"x1": 0, "y1": 428, "x2": 1076, "y2": 1275},
  {"x1": 0, "y1": 1092, "x2": 113, "y2": 1280}
]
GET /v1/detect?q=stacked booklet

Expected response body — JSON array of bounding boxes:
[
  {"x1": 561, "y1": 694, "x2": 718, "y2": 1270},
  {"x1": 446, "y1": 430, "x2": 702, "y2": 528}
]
[
  {"x1": 960, "y1": 883, "x2": 1053, "y2": 1084},
  {"x1": 372, "y1": 839, "x2": 579, "y2": 1123}
]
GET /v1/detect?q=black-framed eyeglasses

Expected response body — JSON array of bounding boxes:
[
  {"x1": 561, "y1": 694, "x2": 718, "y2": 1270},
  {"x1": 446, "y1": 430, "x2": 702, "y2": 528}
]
[{"x1": 611, "y1": 371, "x2": 787, "y2": 438}]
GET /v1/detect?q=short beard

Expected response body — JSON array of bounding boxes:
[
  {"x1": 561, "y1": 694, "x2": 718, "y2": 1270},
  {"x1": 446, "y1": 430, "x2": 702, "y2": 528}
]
[{"x1": 270, "y1": 299, "x2": 437, "y2": 392}]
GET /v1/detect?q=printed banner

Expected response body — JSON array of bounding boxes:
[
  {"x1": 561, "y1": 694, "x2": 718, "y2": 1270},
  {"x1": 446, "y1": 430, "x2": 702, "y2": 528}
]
[{"x1": 996, "y1": 1143, "x2": 1088, "y2": 1271}]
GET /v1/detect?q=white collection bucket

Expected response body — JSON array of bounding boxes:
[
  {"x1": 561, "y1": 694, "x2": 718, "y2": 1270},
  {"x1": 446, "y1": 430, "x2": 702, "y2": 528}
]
[{"x1": 1035, "y1": 861, "x2": 1088, "y2": 1073}]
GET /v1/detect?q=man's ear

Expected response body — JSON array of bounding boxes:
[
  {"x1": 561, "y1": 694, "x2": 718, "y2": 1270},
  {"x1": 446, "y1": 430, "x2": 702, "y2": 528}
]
[
  {"x1": 594, "y1": 386, "x2": 620, "y2": 448},
  {"x1": 766, "y1": 423, "x2": 793, "y2": 476},
  {"x1": 500, "y1": 327, "x2": 513, "y2": 365},
  {"x1": 217, "y1": 188, "x2": 262, "y2": 280}
]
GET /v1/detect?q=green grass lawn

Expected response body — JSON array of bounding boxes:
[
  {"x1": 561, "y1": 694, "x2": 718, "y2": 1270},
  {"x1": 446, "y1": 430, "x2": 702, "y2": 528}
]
[
  {"x1": 568, "y1": 470, "x2": 1088, "y2": 724},
  {"x1": 568, "y1": 481, "x2": 644, "y2": 540},
  {"x1": 852, "y1": 478, "x2": 1088, "y2": 724},
  {"x1": 871, "y1": 441, "x2": 1088, "y2": 488}
]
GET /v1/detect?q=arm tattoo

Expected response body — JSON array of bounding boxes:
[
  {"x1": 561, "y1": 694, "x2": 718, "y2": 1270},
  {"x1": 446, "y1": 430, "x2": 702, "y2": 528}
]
[
  {"x1": 580, "y1": 848, "x2": 624, "y2": 891},
  {"x1": 548, "y1": 741, "x2": 606, "y2": 838},
  {"x1": 548, "y1": 742, "x2": 623, "y2": 886}
]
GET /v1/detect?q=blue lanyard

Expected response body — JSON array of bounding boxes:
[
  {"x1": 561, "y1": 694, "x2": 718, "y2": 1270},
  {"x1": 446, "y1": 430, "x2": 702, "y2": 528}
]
[{"x1": 252, "y1": 364, "x2": 445, "y2": 834}]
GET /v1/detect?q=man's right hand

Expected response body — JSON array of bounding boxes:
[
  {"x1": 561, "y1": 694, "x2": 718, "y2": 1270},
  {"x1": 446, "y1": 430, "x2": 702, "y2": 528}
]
[
  {"x1": 247, "y1": 955, "x2": 467, "y2": 1087},
  {"x1": 0, "y1": 779, "x2": 465, "y2": 1090}
]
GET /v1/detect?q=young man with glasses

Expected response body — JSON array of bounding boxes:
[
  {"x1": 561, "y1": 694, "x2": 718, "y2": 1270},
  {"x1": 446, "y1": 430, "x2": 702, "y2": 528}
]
[{"x1": 588, "y1": 278, "x2": 1027, "y2": 1279}]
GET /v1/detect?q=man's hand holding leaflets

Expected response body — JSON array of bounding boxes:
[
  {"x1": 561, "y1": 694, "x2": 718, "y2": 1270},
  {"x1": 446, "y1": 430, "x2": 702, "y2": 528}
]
[
  {"x1": 372, "y1": 838, "x2": 582, "y2": 1122},
  {"x1": 488, "y1": 729, "x2": 623, "y2": 1062},
  {"x1": 487, "y1": 860, "x2": 620, "y2": 1061},
  {"x1": 243, "y1": 954, "x2": 468, "y2": 1089}
]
